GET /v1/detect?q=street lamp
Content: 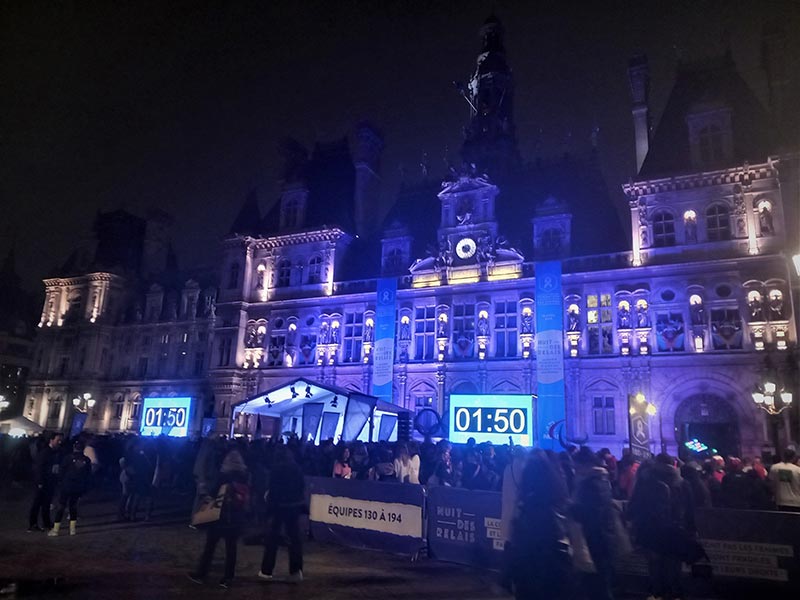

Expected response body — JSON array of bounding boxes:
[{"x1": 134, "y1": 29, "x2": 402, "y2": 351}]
[
  {"x1": 628, "y1": 391, "x2": 658, "y2": 459},
  {"x1": 0, "y1": 395, "x2": 9, "y2": 411},
  {"x1": 72, "y1": 392, "x2": 96, "y2": 413},
  {"x1": 752, "y1": 374, "x2": 793, "y2": 453}
]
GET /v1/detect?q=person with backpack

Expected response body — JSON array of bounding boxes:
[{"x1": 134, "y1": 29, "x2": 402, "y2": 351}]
[
  {"x1": 628, "y1": 453, "x2": 698, "y2": 600},
  {"x1": 188, "y1": 447, "x2": 250, "y2": 589}
]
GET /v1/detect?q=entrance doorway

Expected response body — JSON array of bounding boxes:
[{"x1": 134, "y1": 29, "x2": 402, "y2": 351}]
[{"x1": 674, "y1": 394, "x2": 740, "y2": 461}]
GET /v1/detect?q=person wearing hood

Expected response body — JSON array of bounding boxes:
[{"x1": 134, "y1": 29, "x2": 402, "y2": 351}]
[
  {"x1": 48, "y1": 440, "x2": 92, "y2": 537},
  {"x1": 680, "y1": 462, "x2": 712, "y2": 508},
  {"x1": 628, "y1": 453, "x2": 697, "y2": 600},
  {"x1": 189, "y1": 447, "x2": 250, "y2": 589}
]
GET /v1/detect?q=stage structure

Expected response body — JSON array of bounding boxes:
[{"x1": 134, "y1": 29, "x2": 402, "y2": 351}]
[{"x1": 231, "y1": 377, "x2": 410, "y2": 444}]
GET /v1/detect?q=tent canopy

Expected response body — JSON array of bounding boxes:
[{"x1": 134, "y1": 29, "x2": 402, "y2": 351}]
[
  {"x1": 0, "y1": 415, "x2": 45, "y2": 436},
  {"x1": 231, "y1": 377, "x2": 409, "y2": 443}
]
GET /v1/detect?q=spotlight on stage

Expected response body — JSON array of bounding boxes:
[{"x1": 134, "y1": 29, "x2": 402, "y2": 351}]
[
  {"x1": 290, "y1": 386, "x2": 298, "y2": 399},
  {"x1": 264, "y1": 396, "x2": 272, "y2": 407},
  {"x1": 331, "y1": 395, "x2": 338, "y2": 408},
  {"x1": 305, "y1": 385, "x2": 313, "y2": 399}
]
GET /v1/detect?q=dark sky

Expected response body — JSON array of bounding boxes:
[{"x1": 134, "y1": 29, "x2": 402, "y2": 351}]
[{"x1": 3, "y1": 0, "x2": 799, "y2": 290}]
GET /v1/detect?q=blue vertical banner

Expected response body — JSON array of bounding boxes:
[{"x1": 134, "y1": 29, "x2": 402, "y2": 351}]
[
  {"x1": 535, "y1": 260, "x2": 565, "y2": 451},
  {"x1": 372, "y1": 278, "x2": 398, "y2": 403}
]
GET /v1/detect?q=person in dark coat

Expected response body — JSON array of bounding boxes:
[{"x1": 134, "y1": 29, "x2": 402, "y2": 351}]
[
  {"x1": 508, "y1": 450, "x2": 573, "y2": 600},
  {"x1": 628, "y1": 453, "x2": 697, "y2": 600},
  {"x1": 28, "y1": 433, "x2": 63, "y2": 532},
  {"x1": 259, "y1": 445, "x2": 306, "y2": 583},
  {"x1": 572, "y1": 447, "x2": 618, "y2": 600},
  {"x1": 48, "y1": 440, "x2": 92, "y2": 536},
  {"x1": 189, "y1": 447, "x2": 250, "y2": 589},
  {"x1": 680, "y1": 462, "x2": 712, "y2": 508}
]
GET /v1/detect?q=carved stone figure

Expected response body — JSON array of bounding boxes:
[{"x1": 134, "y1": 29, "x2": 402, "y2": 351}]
[
  {"x1": 399, "y1": 319, "x2": 411, "y2": 341},
  {"x1": 437, "y1": 318, "x2": 448, "y2": 338},
  {"x1": 319, "y1": 323, "x2": 330, "y2": 344},
  {"x1": 769, "y1": 295, "x2": 784, "y2": 320},
  {"x1": 521, "y1": 311, "x2": 533, "y2": 334},
  {"x1": 477, "y1": 314, "x2": 489, "y2": 337},
  {"x1": 330, "y1": 325, "x2": 340, "y2": 344},
  {"x1": 364, "y1": 322, "x2": 374, "y2": 343},
  {"x1": 636, "y1": 304, "x2": 649, "y2": 328},
  {"x1": 567, "y1": 309, "x2": 580, "y2": 332},
  {"x1": 690, "y1": 303, "x2": 705, "y2": 326},
  {"x1": 286, "y1": 327, "x2": 297, "y2": 347},
  {"x1": 685, "y1": 220, "x2": 697, "y2": 243},
  {"x1": 748, "y1": 297, "x2": 764, "y2": 321},
  {"x1": 759, "y1": 206, "x2": 774, "y2": 234},
  {"x1": 617, "y1": 306, "x2": 631, "y2": 329},
  {"x1": 245, "y1": 325, "x2": 258, "y2": 348}
]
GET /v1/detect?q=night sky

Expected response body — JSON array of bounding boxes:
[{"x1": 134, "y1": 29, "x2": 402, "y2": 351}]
[{"x1": 3, "y1": 1, "x2": 799, "y2": 290}]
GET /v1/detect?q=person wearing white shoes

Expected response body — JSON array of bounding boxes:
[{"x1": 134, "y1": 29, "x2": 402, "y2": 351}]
[{"x1": 49, "y1": 441, "x2": 92, "y2": 537}]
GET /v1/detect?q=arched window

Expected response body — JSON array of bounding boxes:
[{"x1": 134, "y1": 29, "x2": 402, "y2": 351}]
[
  {"x1": 698, "y1": 124, "x2": 724, "y2": 164},
  {"x1": 307, "y1": 256, "x2": 323, "y2": 284},
  {"x1": 706, "y1": 204, "x2": 731, "y2": 241},
  {"x1": 227, "y1": 263, "x2": 240, "y2": 289},
  {"x1": 652, "y1": 211, "x2": 676, "y2": 247},
  {"x1": 277, "y1": 259, "x2": 292, "y2": 288}
]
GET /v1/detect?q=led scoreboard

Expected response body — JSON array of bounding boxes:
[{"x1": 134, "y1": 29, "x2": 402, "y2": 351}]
[
  {"x1": 140, "y1": 397, "x2": 193, "y2": 437},
  {"x1": 448, "y1": 394, "x2": 533, "y2": 445}
]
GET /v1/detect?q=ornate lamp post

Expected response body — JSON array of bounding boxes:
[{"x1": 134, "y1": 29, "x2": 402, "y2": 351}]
[
  {"x1": 752, "y1": 376, "x2": 792, "y2": 452},
  {"x1": 0, "y1": 395, "x2": 10, "y2": 412},
  {"x1": 72, "y1": 392, "x2": 96, "y2": 413},
  {"x1": 628, "y1": 391, "x2": 657, "y2": 459}
]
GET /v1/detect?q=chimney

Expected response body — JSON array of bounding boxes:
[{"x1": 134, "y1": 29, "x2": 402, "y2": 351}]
[
  {"x1": 628, "y1": 54, "x2": 650, "y2": 174},
  {"x1": 761, "y1": 22, "x2": 788, "y2": 128},
  {"x1": 353, "y1": 121, "x2": 384, "y2": 237}
]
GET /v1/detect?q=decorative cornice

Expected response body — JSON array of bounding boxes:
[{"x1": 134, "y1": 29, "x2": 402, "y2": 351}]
[
  {"x1": 43, "y1": 272, "x2": 125, "y2": 287},
  {"x1": 231, "y1": 228, "x2": 350, "y2": 251},
  {"x1": 623, "y1": 158, "x2": 779, "y2": 200}
]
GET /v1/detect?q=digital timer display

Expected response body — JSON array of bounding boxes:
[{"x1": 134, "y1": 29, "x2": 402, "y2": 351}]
[
  {"x1": 448, "y1": 394, "x2": 533, "y2": 445},
  {"x1": 140, "y1": 397, "x2": 193, "y2": 437}
]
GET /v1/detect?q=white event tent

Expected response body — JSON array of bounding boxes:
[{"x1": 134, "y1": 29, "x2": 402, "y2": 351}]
[{"x1": 230, "y1": 377, "x2": 409, "y2": 444}]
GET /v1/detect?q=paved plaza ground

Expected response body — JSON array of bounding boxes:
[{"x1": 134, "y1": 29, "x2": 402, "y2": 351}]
[{"x1": 0, "y1": 483, "x2": 511, "y2": 599}]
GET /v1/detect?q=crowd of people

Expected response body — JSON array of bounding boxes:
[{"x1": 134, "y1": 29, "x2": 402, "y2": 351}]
[{"x1": 2, "y1": 430, "x2": 799, "y2": 596}]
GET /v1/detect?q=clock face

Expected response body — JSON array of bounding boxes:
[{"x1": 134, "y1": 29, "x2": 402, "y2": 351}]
[{"x1": 456, "y1": 237, "x2": 477, "y2": 259}]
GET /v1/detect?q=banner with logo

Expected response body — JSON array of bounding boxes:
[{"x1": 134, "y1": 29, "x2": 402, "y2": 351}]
[
  {"x1": 372, "y1": 278, "x2": 397, "y2": 403},
  {"x1": 535, "y1": 260, "x2": 565, "y2": 451},
  {"x1": 69, "y1": 413, "x2": 88, "y2": 439},
  {"x1": 307, "y1": 476, "x2": 424, "y2": 555},
  {"x1": 427, "y1": 486, "x2": 504, "y2": 569}
]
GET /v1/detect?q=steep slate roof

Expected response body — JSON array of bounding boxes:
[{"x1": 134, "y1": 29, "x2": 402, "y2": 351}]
[
  {"x1": 229, "y1": 189, "x2": 262, "y2": 237},
  {"x1": 639, "y1": 53, "x2": 779, "y2": 179}
]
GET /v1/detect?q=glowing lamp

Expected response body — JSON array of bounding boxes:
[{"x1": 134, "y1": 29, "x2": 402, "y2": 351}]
[
  {"x1": 87, "y1": 398, "x2": 96, "y2": 409},
  {"x1": 780, "y1": 392, "x2": 793, "y2": 405},
  {"x1": 72, "y1": 397, "x2": 80, "y2": 407},
  {"x1": 764, "y1": 381, "x2": 777, "y2": 395},
  {"x1": 752, "y1": 391, "x2": 765, "y2": 404},
  {"x1": 634, "y1": 392, "x2": 646, "y2": 404},
  {"x1": 645, "y1": 403, "x2": 657, "y2": 417}
]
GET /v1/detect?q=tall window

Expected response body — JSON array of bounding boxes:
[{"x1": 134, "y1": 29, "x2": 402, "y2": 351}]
[
  {"x1": 49, "y1": 398, "x2": 62, "y2": 419},
  {"x1": 227, "y1": 263, "x2": 240, "y2": 290},
  {"x1": 217, "y1": 338, "x2": 232, "y2": 367},
  {"x1": 587, "y1": 294, "x2": 613, "y2": 355},
  {"x1": 706, "y1": 205, "x2": 731, "y2": 241},
  {"x1": 414, "y1": 306, "x2": 437, "y2": 361},
  {"x1": 267, "y1": 334, "x2": 285, "y2": 367},
  {"x1": 137, "y1": 357, "x2": 149, "y2": 378},
  {"x1": 58, "y1": 357, "x2": 70, "y2": 377},
  {"x1": 592, "y1": 396, "x2": 615, "y2": 435},
  {"x1": 494, "y1": 301, "x2": 517, "y2": 358},
  {"x1": 342, "y1": 311, "x2": 364, "y2": 363},
  {"x1": 652, "y1": 211, "x2": 676, "y2": 247},
  {"x1": 698, "y1": 124, "x2": 724, "y2": 164},
  {"x1": 307, "y1": 256, "x2": 323, "y2": 284},
  {"x1": 277, "y1": 259, "x2": 292, "y2": 287},
  {"x1": 451, "y1": 303, "x2": 475, "y2": 359},
  {"x1": 115, "y1": 401, "x2": 125, "y2": 419},
  {"x1": 130, "y1": 399, "x2": 141, "y2": 420},
  {"x1": 284, "y1": 199, "x2": 298, "y2": 228},
  {"x1": 384, "y1": 248, "x2": 404, "y2": 272},
  {"x1": 194, "y1": 352, "x2": 205, "y2": 376}
]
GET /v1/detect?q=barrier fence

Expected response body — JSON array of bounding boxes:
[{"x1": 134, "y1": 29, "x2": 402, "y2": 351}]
[{"x1": 306, "y1": 478, "x2": 800, "y2": 589}]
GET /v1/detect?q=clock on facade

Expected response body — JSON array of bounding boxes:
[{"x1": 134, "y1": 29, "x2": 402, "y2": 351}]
[{"x1": 456, "y1": 237, "x2": 477, "y2": 259}]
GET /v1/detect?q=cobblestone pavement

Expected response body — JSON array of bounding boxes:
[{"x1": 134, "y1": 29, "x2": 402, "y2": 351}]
[{"x1": 0, "y1": 484, "x2": 511, "y2": 600}]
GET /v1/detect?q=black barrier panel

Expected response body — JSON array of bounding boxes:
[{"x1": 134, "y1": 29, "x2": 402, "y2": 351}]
[
  {"x1": 427, "y1": 486, "x2": 504, "y2": 569},
  {"x1": 695, "y1": 508, "x2": 800, "y2": 587},
  {"x1": 307, "y1": 477, "x2": 425, "y2": 556}
]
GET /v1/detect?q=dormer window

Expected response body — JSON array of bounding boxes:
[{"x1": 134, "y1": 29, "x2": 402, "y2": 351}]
[
  {"x1": 686, "y1": 105, "x2": 733, "y2": 168},
  {"x1": 706, "y1": 204, "x2": 731, "y2": 241},
  {"x1": 281, "y1": 197, "x2": 301, "y2": 228},
  {"x1": 277, "y1": 259, "x2": 292, "y2": 288},
  {"x1": 652, "y1": 211, "x2": 675, "y2": 247},
  {"x1": 307, "y1": 256, "x2": 323, "y2": 284},
  {"x1": 541, "y1": 228, "x2": 563, "y2": 253}
]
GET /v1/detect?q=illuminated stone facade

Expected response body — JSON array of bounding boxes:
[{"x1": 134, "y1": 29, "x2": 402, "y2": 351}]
[{"x1": 26, "y1": 17, "x2": 799, "y2": 457}]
